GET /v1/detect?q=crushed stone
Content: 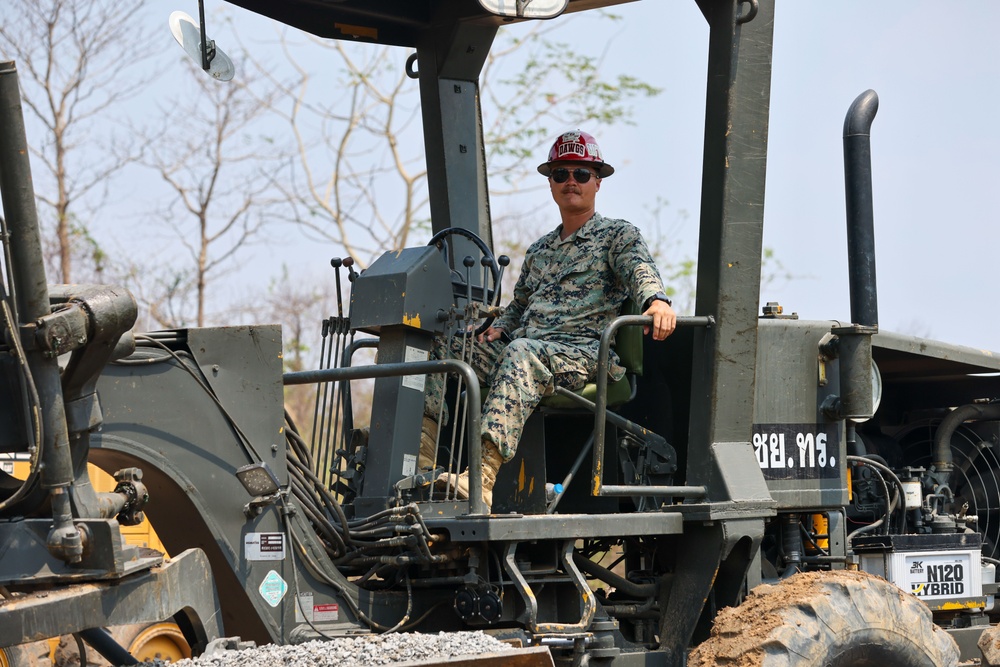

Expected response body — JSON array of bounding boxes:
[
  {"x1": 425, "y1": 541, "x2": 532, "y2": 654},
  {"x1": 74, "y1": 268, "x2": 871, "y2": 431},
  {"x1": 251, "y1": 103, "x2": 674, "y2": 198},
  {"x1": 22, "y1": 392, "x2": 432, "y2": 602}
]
[{"x1": 170, "y1": 631, "x2": 513, "y2": 667}]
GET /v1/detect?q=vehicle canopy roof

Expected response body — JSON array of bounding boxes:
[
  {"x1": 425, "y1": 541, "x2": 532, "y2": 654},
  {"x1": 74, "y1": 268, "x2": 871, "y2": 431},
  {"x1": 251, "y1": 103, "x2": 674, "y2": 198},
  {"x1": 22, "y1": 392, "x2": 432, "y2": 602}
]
[{"x1": 221, "y1": 0, "x2": 637, "y2": 46}]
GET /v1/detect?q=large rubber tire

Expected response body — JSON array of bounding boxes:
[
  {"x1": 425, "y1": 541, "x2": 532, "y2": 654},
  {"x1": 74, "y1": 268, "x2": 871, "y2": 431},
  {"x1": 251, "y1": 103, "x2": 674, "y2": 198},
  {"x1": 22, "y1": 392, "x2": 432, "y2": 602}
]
[
  {"x1": 49, "y1": 622, "x2": 192, "y2": 666},
  {"x1": 0, "y1": 644, "x2": 42, "y2": 667},
  {"x1": 688, "y1": 570, "x2": 959, "y2": 667}
]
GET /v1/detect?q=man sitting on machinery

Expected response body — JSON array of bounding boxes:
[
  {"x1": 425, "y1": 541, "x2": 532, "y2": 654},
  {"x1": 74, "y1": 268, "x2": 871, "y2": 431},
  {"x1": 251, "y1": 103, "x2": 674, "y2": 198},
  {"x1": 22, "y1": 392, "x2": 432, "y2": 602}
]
[{"x1": 422, "y1": 130, "x2": 677, "y2": 510}]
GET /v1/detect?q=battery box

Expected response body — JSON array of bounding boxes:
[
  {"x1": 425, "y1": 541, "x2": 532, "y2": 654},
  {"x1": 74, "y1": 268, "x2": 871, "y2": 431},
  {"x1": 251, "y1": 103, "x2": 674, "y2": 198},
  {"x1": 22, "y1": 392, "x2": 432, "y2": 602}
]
[{"x1": 854, "y1": 533, "x2": 986, "y2": 612}]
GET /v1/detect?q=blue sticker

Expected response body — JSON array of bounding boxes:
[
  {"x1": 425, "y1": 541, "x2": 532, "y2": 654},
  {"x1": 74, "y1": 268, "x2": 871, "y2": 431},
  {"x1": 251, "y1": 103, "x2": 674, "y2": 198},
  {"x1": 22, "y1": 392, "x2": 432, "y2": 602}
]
[{"x1": 259, "y1": 569, "x2": 287, "y2": 607}]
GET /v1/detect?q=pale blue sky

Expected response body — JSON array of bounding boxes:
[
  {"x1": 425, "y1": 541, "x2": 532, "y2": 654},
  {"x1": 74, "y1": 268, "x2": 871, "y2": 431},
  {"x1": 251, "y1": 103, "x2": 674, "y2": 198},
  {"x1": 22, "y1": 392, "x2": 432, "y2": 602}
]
[
  {"x1": 533, "y1": 1, "x2": 1000, "y2": 351},
  {"x1": 579, "y1": 1, "x2": 1000, "y2": 351},
  {"x1": 9, "y1": 1, "x2": 1000, "y2": 350}
]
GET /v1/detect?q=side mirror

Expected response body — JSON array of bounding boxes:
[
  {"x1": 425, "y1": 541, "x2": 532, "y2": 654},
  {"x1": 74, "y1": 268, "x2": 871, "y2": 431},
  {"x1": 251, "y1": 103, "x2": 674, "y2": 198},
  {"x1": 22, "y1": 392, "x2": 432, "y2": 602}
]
[
  {"x1": 477, "y1": 0, "x2": 569, "y2": 19},
  {"x1": 169, "y1": 10, "x2": 235, "y2": 81}
]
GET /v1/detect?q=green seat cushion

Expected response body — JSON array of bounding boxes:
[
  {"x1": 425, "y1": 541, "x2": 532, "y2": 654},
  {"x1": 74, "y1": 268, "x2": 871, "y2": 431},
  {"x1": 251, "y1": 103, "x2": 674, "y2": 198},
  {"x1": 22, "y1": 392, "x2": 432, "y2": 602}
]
[
  {"x1": 538, "y1": 375, "x2": 633, "y2": 409},
  {"x1": 537, "y1": 299, "x2": 643, "y2": 410},
  {"x1": 614, "y1": 299, "x2": 643, "y2": 377}
]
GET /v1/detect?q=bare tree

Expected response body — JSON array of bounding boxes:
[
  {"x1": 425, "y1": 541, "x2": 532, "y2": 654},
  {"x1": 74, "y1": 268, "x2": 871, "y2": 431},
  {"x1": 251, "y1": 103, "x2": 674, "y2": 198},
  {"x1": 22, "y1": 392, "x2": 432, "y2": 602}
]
[
  {"x1": 226, "y1": 14, "x2": 664, "y2": 406},
  {"x1": 133, "y1": 57, "x2": 287, "y2": 328},
  {"x1": 250, "y1": 265, "x2": 377, "y2": 444},
  {"x1": 0, "y1": 0, "x2": 157, "y2": 283},
  {"x1": 257, "y1": 266, "x2": 332, "y2": 430},
  {"x1": 256, "y1": 14, "x2": 660, "y2": 269},
  {"x1": 481, "y1": 19, "x2": 660, "y2": 194},
  {"x1": 259, "y1": 39, "x2": 425, "y2": 267}
]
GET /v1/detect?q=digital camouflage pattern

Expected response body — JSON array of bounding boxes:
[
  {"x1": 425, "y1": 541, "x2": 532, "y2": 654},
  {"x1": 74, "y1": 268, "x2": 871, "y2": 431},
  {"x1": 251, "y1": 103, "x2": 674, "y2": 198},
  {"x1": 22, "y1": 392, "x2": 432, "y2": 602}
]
[{"x1": 424, "y1": 212, "x2": 665, "y2": 461}]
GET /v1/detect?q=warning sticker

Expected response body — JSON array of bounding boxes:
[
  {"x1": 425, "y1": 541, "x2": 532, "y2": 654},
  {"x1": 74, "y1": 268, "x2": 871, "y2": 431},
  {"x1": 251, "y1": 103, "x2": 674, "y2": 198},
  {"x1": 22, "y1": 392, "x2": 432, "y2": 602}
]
[
  {"x1": 294, "y1": 592, "x2": 313, "y2": 623},
  {"x1": 401, "y1": 346, "x2": 429, "y2": 391},
  {"x1": 245, "y1": 532, "x2": 286, "y2": 561},
  {"x1": 401, "y1": 453, "x2": 417, "y2": 477},
  {"x1": 259, "y1": 570, "x2": 287, "y2": 607},
  {"x1": 294, "y1": 592, "x2": 339, "y2": 623},
  {"x1": 314, "y1": 603, "x2": 339, "y2": 622}
]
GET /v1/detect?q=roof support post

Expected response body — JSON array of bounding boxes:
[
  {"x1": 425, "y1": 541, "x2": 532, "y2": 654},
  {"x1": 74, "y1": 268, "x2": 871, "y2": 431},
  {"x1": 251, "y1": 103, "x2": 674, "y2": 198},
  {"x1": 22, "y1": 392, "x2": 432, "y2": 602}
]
[
  {"x1": 686, "y1": 0, "x2": 774, "y2": 502},
  {"x1": 416, "y1": 21, "x2": 497, "y2": 248}
]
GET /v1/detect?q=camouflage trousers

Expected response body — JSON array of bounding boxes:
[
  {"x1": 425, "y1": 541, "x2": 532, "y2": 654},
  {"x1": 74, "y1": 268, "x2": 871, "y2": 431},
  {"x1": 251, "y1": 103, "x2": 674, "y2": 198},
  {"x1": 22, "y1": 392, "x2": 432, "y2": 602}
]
[{"x1": 423, "y1": 335, "x2": 597, "y2": 462}]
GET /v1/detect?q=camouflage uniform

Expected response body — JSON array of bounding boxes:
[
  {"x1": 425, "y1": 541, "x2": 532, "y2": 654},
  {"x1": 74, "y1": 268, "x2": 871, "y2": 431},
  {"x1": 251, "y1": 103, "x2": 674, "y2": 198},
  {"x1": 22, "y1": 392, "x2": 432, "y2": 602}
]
[{"x1": 424, "y1": 213, "x2": 665, "y2": 461}]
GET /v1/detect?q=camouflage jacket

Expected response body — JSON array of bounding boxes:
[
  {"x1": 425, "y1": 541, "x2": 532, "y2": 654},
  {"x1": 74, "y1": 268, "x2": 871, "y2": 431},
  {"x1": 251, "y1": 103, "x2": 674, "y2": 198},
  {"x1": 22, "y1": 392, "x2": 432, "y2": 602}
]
[{"x1": 493, "y1": 213, "x2": 665, "y2": 378}]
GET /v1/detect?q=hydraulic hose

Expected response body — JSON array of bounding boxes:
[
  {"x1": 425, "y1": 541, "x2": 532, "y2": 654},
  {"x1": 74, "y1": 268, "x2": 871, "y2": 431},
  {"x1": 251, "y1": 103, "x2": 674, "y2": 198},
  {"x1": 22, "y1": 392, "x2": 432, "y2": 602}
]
[
  {"x1": 571, "y1": 553, "x2": 658, "y2": 598},
  {"x1": 0, "y1": 61, "x2": 81, "y2": 561},
  {"x1": 933, "y1": 402, "x2": 1000, "y2": 471}
]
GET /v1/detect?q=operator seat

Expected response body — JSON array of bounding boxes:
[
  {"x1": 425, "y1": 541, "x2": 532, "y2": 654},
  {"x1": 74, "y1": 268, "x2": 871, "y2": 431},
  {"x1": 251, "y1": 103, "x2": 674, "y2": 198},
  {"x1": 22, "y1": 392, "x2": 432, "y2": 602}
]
[
  {"x1": 538, "y1": 299, "x2": 643, "y2": 409},
  {"x1": 491, "y1": 300, "x2": 644, "y2": 514}
]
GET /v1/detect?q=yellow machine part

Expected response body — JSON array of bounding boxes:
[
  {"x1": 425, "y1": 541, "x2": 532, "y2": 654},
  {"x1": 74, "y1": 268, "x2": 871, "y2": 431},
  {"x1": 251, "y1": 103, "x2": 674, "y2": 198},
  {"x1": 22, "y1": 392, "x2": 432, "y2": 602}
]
[
  {"x1": 809, "y1": 512, "x2": 830, "y2": 552},
  {"x1": 1, "y1": 461, "x2": 178, "y2": 666},
  {"x1": 89, "y1": 466, "x2": 166, "y2": 554},
  {"x1": 5, "y1": 461, "x2": 165, "y2": 553},
  {"x1": 1, "y1": 624, "x2": 191, "y2": 667},
  {"x1": 125, "y1": 623, "x2": 193, "y2": 662}
]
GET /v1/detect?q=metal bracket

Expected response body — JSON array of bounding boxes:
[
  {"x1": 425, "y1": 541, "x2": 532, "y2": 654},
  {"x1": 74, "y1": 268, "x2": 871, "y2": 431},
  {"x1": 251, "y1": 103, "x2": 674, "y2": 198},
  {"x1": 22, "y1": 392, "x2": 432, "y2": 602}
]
[
  {"x1": 502, "y1": 540, "x2": 596, "y2": 634},
  {"x1": 737, "y1": 0, "x2": 759, "y2": 24}
]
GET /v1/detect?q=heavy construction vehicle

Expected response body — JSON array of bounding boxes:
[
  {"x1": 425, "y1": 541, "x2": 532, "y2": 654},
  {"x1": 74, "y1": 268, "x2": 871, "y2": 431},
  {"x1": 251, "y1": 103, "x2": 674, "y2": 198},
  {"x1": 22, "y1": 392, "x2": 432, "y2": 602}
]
[{"x1": 2, "y1": 0, "x2": 999, "y2": 665}]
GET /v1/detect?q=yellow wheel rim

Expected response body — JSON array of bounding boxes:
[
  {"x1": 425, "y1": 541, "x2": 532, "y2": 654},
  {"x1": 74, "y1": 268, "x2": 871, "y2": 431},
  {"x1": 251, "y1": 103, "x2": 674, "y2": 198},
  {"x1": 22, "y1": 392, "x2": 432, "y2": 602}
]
[
  {"x1": 127, "y1": 623, "x2": 192, "y2": 662},
  {"x1": 0, "y1": 647, "x2": 11, "y2": 667}
]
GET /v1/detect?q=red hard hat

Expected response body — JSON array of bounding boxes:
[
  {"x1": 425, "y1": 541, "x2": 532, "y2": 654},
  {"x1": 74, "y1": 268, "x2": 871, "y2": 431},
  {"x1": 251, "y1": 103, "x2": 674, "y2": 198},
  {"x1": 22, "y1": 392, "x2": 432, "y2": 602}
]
[{"x1": 537, "y1": 130, "x2": 615, "y2": 178}]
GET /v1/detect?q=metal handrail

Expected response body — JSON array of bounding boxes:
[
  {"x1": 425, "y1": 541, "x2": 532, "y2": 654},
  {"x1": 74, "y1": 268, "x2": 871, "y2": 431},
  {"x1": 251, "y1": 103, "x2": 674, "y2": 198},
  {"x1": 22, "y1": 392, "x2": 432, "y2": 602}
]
[
  {"x1": 285, "y1": 314, "x2": 716, "y2": 511},
  {"x1": 284, "y1": 358, "x2": 489, "y2": 514},
  {"x1": 591, "y1": 315, "x2": 714, "y2": 499}
]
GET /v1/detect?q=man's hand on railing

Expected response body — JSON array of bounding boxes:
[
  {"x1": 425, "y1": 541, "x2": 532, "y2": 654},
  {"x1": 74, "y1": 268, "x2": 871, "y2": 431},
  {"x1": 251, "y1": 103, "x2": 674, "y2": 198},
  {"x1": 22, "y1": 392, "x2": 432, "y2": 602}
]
[{"x1": 643, "y1": 299, "x2": 677, "y2": 340}]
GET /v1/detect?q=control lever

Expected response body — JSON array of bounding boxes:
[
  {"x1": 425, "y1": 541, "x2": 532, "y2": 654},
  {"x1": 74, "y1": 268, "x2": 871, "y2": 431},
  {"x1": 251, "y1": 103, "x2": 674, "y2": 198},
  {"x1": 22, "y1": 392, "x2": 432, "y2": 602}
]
[
  {"x1": 479, "y1": 255, "x2": 510, "y2": 307},
  {"x1": 463, "y1": 256, "x2": 476, "y2": 303},
  {"x1": 480, "y1": 256, "x2": 492, "y2": 306},
  {"x1": 330, "y1": 257, "x2": 345, "y2": 332},
  {"x1": 496, "y1": 255, "x2": 510, "y2": 305},
  {"x1": 343, "y1": 256, "x2": 358, "y2": 282},
  {"x1": 463, "y1": 256, "x2": 477, "y2": 325}
]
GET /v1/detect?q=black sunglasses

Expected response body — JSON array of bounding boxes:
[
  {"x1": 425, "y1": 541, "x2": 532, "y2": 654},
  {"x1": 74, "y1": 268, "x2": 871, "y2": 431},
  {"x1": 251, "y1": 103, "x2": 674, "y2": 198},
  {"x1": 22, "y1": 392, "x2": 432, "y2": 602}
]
[{"x1": 550, "y1": 167, "x2": 596, "y2": 184}]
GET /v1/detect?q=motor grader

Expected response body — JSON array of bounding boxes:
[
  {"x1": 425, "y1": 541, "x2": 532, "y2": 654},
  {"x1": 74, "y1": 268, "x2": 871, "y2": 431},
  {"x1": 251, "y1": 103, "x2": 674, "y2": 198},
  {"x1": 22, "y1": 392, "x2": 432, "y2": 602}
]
[{"x1": 1, "y1": 1, "x2": 999, "y2": 666}]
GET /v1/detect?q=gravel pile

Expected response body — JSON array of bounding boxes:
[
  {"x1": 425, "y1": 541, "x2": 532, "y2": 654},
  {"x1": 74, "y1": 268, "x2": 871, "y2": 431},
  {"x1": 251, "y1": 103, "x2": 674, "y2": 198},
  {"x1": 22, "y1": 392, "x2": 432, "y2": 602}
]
[{"x1": 172, "y1": 632, "x2": 514, "y2": 667}]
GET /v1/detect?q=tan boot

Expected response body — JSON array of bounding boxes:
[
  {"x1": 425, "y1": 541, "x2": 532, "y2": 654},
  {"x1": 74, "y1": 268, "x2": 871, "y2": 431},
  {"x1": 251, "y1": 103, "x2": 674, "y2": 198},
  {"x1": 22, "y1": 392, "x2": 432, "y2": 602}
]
[
  {"x1": 418, "y1": 415, "x2": 439, "y2": 470},
  {"x1": 436, "y1": 440, "x2": 504, "y2": 510}
]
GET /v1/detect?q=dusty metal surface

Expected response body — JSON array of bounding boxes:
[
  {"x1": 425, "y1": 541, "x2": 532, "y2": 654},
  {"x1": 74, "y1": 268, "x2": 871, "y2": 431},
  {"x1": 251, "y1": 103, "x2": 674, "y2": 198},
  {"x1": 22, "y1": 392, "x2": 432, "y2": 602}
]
[
  {"x1": 394, "y1": 647, "x2": 555, "y2": 667},
  {"x1": 0, "y1": 549, "x2": 221, "y2": 650},
  {"x1": 423, "y1": 511, "x2": 684, "y2": 542}
]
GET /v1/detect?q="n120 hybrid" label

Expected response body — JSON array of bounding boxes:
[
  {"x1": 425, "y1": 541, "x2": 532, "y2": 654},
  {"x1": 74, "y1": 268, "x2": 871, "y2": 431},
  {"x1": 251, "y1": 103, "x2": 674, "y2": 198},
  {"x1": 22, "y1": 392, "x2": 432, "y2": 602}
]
[{"x1": 906, "y1": 553, "x2": 974, "y2": 599}]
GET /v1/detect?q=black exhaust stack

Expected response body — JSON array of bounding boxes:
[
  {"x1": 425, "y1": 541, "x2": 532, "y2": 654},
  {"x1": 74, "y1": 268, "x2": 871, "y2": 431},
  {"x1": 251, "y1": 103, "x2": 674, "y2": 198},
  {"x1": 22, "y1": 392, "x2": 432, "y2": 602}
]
[
  {"x1": 844, "y1": 89, "x2": 880, "y2": 328},
  {"x1": 831, "y1": 90, "x2": 879, "y2": 421}
]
